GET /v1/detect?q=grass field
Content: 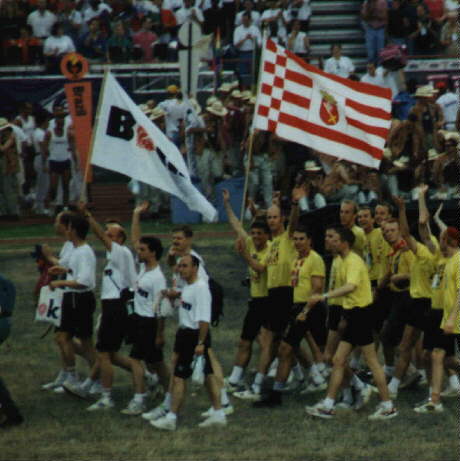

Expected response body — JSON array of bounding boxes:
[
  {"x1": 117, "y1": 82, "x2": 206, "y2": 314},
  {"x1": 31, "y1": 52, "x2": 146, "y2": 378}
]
[{"x1": 0, "y1": 236, "x2": 458, "y2": 461}]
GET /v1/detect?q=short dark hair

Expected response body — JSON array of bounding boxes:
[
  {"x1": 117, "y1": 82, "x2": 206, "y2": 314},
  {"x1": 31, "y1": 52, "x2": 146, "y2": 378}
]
[
  {"x1": 58, "y1": 210, "x2": 76, "y2": 227},
  {"x1": 336, "y1": 226, "x2": 355, "y2": 247},
  {"x1": 190, "y1": 254, "x2": 200, "y2": 267},
  {"x1": 68, "y1": 214, "x2": 90, "y2": 240},
  {"x1": 358, "y1": 206, "x2": 374, "y2": 217},
  {"x1": 341, "y1": 199, "x2": 358, "y2": 214},
  {"x1": 294, "y1": 225, "x2": 313, "y2": 239},
  {"x1": 250, "y1": 220, "x2": 270, "y2": 235},
  {"x1": 140, "y1": 236, "x2": 163, "y2": 259},
  {"x1": 172, "y1": 225, "x2": 193, "y2": 238},
  {"x1": 375, "y1": 201, "x2": 394, "y2": 216}
]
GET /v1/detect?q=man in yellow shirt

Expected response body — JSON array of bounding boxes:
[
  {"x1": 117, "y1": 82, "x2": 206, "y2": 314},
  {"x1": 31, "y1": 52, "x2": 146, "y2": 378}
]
[
  {"x1": 222, "y1": 189, "x2": 272, "y2": 391},
  {"x1": 415, "y1": 227, "x2": 460, "y2": 413},
  {"x1": 339, "y1": 199, "x2": 366, "y2": 257},
  {"x1": 234, "y1": 189, "x2": 302, "y2": 400},
  {"x1": 305, "y1": 227, "x2": 397, "y2": 420},
  {"x1": 378, "y1": 218, "x2": 415, "y2": 378},
  {"x1": 386, "y1": 197, "x2": 437, "y2": 399},
  {"x1": 253, "y1": 226, "x2": 325, "y2": 407}
]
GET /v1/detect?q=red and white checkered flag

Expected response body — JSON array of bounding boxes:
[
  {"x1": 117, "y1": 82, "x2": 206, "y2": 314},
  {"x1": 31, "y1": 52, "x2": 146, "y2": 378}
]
[{"x1": 253, "y1": 39, "x2": 392, "y2": 169}]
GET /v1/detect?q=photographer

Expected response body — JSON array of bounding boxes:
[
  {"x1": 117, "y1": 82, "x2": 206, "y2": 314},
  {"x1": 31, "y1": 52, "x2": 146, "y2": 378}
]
[{"x1": 296, "y1": 161, "x2": 327, "y2": 213}]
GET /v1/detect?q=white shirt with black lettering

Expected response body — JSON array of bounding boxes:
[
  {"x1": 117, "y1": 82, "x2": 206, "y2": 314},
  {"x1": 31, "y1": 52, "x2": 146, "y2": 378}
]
[
  {"x1": 173, "y1": 250, "x2": 209, "y2": 292},
  {"x1": 179, "y1": 279, "x2": 211, "y2": 330},
  {"x1": 101, "y1": 242, "x2": 137, "y2": 300},
  {"x1": 65, "y1": 243, "x2": 96, "y2": 293},
  {"x1": 134, "y1": 264, "x2": 167, "y2": 318},
  {"x1": 59, "y1": 240, "x2": 74, "y2": 267}
]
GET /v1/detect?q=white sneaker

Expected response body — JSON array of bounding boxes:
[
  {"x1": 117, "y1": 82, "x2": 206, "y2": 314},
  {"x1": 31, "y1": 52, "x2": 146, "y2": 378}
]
[
  {"x1": 150, "y1": 415, "x2": 176, "y2": 431},
  {"x1": 121, "y1": 399, "x2": 146, "y2": 416},
  {"x1": 201, "y1": 404, "x2": 234, "y2": 418},
  {"x1": 353, "y1": 384, "x2": 373, "y2": 411},
  {"x1": 88, "y1": 381, "x2": 103, "y2": 396},
  {"x1": 53, "y1": 386, "x2": 65, "y2": 394},
  {"x1": 198, "y1": 413, "x2": 227, "y2": 428},
  {"x1": 63, "y1": 380, "x2": 90, "y2": 400},
  {"x1": 305, "y1": 400, "x2": 335, "y2": 419},
  {"x1": 335, "y1": 401, "x2": 353, "y2": 410},
  {"x1": 41, "y1": 371, "x2": 66, "y2": 390},
  {"x1": 414, "y1": 401, "x2": 444, "y2": 414},
  {"x1": 299, "y1": 380, "x2": 327, "y2": 395},
  {"x1": 87, "y1": 396, "x2": 115, "y2": 411},
  {"x1": 441, "y1": 385, "x2": 460, "y2": 398},
  {"x1": 233, "y1": 389, "x2": 261, "y2": 402},
  {"x1": 141, "y1": 404, "x2": 168, "y2": 421},
  {"x1": 368, "y1": 403, "x2": 398, "y2": 420}
]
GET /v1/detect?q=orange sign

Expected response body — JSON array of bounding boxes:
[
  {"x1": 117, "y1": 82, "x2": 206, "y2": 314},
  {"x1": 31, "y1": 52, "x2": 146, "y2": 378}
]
[
  {"x1": 61, "y1": 53, "x2": 89, "y2": 81},
  {"x1": 64, "y1": 81, "x2": 93, "y2": 182}
]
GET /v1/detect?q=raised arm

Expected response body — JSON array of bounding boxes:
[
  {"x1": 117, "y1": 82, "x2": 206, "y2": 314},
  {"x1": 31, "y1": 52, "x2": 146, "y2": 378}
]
[
  {"x1": 131, "y1": 201, "x2": 149, "y2": 245},
  {"x1": 417, "y1": 184, "x2": 437, "y2": 254},
  {"x1": 394, "y1": 195, "x2": 417, "y2": 254},
  {"x1": 433, "y1": 202, "x2": 447, "y2": 234},
  {"x1": 77, "y1": 201, "x2": 112, "y2": 251},
  {"x1": 287, "y1": 186, "x2": 304, "y2": 237},
  {"x1": 222, "y1": 189, "x2": 248, "y2": 239},
  {"x1": 235, "y1": 236, "x2": 266, "y2": 273}
]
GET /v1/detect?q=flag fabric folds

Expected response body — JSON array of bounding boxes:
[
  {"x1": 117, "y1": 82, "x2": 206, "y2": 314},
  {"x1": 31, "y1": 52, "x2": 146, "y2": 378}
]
[
  {"x1": 253, "y1": 39, "x2": 392, "y2": 169},
  {"x1": 91, "y1": 72, "x2": 217, "y2": 222}
]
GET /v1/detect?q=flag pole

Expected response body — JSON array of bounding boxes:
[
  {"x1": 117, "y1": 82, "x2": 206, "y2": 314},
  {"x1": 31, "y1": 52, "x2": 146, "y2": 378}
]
[
  {"x1": 239, "y1": 32, "x2": 268, "y2": 222},
  {"x1": 79, "y1": 68, "x2": 110, "y2": 202}
]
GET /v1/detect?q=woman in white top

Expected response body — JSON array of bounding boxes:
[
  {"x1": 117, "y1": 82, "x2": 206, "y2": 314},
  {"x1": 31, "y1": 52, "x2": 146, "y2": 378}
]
[
  {"x1": 324, "y1": 43, "x2": 355, "y2": 78},
  {"x1": 43, "y1": 113, "x2": 75, "y2": 208},
  {"x1": 287, "y1": 19, "x2": 310, "y2": 59},
  {"x1": 43, "y1": 22, "x2": 76, "y2": 73}
]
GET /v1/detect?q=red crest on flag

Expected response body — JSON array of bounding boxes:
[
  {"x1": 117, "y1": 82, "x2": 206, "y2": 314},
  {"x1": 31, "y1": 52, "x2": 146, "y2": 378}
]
[
  {"x1": 136, "y1": 125, "x2": 155, "y2": 151},
  {"x1": 319, "y1": 91, "x2": 339, "y2": 126}
]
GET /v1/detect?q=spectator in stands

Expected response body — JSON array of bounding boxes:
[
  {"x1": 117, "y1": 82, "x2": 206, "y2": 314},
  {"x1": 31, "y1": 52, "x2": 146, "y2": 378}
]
[
  {"x1": 425, "y1": 0, "x2": 447, "y2": 29},
  {"x1": 175, "y1": 0, "x2": 204, "y2": 26},
  {"x1": 319, "y1": 158, "x2": 359, "y2": 203},
  {"x1": 58, "y1": 0, "x2": 83, "y2": 43},
  {"x1": 410, "y1": 4, "x2": 439, "y2": 55},
  {"x1": 43, "y1": 22, "x2": 76, "y2": 72},
  {"x1": 286, "y1": 19, "x2": 310, "y2": 60},
  {"x1": 0, "y1": 119, "x2": 20, "y2": 219},
  {"x1": 298, "y1": 161, "x2": 327, "y2": 212},
  {"x1": 324, "y1": 44, "x2": 355, "y2": 78},
  {"x1": 157, "y1": 85, "x2": 188, "y2": 146},
  {"x1": 361, "y1": 0, "x2": 387, "y2": 65},
  {"x1": 360, "y1": 62, "x2": 384, "y2": 86},
  {"x1": 435, "y1": 80, "x2": 459, "y2": 131},
  {"x1": 288, "y1": 0, "x2": 312, "y2": 32},
  {"x1": 386, "y1": 0, "x2": 409, "y2": 46},
  {"x1": 233, "y1": 12, "x2": 262, "y2": 85},
  {"x1": 402, "y1": 0, "x2": 422, "y2": 54},
  {"x1": 235, "y1": 0, "x2": 261, "y2": 28},
  {"x1": 221, "y1": 0, "x2": 238, "y2": 43},
  {"x1": 432, "y1": 131, "x2": 460, "y2": 199},
  {"x1": 261, "y1": 1, "x2": 289, "y2": 45},
  {"x1": 133, "y1": 16, "x2": 158, "y2": 62},
  {"x1": 440, "y1": 11, "x2": 459, "y2": 56},
  {"x1": 78, "y1": 17, "x2": 107, "y2": 62},
  {"x1": 106, "y1": 21, "x2": 132, "y2": 62},
  {"x1": 0, "y1": 0, "x2": 29, "y2": 41},
  {"x1": 82, "y1": 0, "x2": 112, "y2": 23},
  {"x1": 203, "y1": 0, "x2": 226, "y2": 36},
  {"x1": 27, "y1": 0, "x2": 57, "y2": 39}
]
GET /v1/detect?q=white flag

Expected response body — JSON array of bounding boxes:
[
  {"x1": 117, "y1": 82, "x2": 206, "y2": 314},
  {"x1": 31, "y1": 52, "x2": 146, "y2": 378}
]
[{"x1": 91, "y1": 72, "x2": 217, "y2": 222}]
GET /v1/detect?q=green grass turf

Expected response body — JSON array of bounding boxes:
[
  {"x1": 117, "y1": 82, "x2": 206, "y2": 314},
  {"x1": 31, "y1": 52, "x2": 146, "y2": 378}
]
[{"x1": 0, "y1": 243, "x2": 458, "y2": 461}]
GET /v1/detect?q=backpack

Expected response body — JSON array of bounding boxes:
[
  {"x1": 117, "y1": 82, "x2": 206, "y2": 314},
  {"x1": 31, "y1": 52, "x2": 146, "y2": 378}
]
[
  {"x1": 0, "y1": 274, "x2": 15, "y2": 318},
  {"x1": 208, "y1": 278, "x2": 224, "y2": 327},
  {"x1": 379, "y1": 44, "x2": 408, "y2": 71}
]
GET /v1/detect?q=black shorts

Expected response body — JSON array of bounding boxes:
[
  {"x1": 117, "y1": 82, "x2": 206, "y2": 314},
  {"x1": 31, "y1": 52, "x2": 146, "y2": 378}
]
[
  {"x1": 381, "y1": 290, "x2": 412, "y2": 347},
  {"x1": 49, "y1": 159, "x2": 71, "y2": 174},
  {"x1": 173, "y1": 328, "x2": 213, "y2": 379},
  {"x1": 263, "y1": 286, "x2": 293, "y2": 334},
  {"x1": 341, "y1": 307, "x2": 374, "y2": 347},
  {"x1": 241, "y1": 297, "x2": 267, "y2": 341},
  {"x1": 283, "y1": 302, "x2": 327, "y2": 349},
  {"x1": 96, "y1": 298, "x2": 128, "y2": 353},
  {"x1": 371, "y1": 287, "x2": 392, "y2": 333},
  {"x1": 423, "y1": 309, "x2": 444, "y2": 351},
  {"x1": 60, "y1": 291, "x2": 96, "y2": 339},
  {"x1": 431, "y1": 331, "x2": 460, "y2": 357},
  {"x1": 406, "y1": 297, "x2": 431, "y2": 331},
  {"x1": 327, "y1": 304, "x2": 343, "y2": 331},
  {"x1": 129, "y1": 314, "x2": 163, "y2": 364}
]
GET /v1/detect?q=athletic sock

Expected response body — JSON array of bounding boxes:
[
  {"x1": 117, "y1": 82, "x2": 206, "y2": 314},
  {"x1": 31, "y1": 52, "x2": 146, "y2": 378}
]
[
  {"x1": 81, "y1": 378, "x2": 94, "y2": 391},
  {"x1": 273, "y1": 381, "x2": 286, "y2": 391},
  {"x1": 292, "y1": 363, "x2": 305, "y2": 381},
  {"x1": 166, "y1": 411, "x2": 177, "y2": 421},
  {"x1": 342, "y1": 387, "x2": 353, "y2": 404},
  {"x1": 350, "y1": 356, "x2": 360, "y2": 370},
  {"x1": 351, "y1": 374, "x2": 365, "y2": 391},
  {"x1": 229, "y1": 366, "x2": 244, "y2": 385},
  {"x1": 417, "y1": 369, "x2": 427, "y2": 380},
  {"x1": 383, "y1": 365, "x2": 395, "y2": 377},
  {"x1": 251, "y1": 373, "x2": 265, "y2": 394},
  {"x1": 449, "y1": 374, "x2": 460, "y2": 390},
  {"x1": 381, "y1": 400, "x2": 393, "y2": 411},
  {"x1": 323, "y1": 397, "x2": 335, "y2": 409},
  {"x1": 310, "y1": 365, "x2": 325, "y2": 385},
  {"x1": 316, "y1": 362, "x2": 327, "y2": 374},
  {"x1": 220, "y1": 388, "x2": 230, "y2": 406},
  {"x1": 101, "y1": 388, "x2": 111, "y2": 399},
  {"x1": 134, "y1": 392, "x2": 147, "y2": 403},
  {"x1": 163, "y1": 392, "x2": 172, "y2": 409},
  {"x1": 213, "y1": 408, "x2": 225, "y2": 419},
  {"x1": 388, "y1": 377, "x2": 400, "y2": 394}
]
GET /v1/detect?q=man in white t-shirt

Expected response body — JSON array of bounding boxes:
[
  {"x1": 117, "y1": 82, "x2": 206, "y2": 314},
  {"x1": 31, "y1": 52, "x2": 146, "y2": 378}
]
[
  {"x1": 360, "y1": 62, "x2": 385, "y2": 87},
  {"x1": 49, "y1": 213, "x2": 97, "y2": 392},
  {"x1": 151, "y1": 254, "x2": 226, "y2": 430},
  {"x1": 27, "y1": 0, "x2": 57, "y2": 39},
  {"x1": 235, "y1": 0, "x2": 261, "y2": 27},
  {"x1": 157, "y1": 86, "x2": 188, "y2": 145},
  {"x1": 175, "y1": 0, "x2": 204, "y2": 25},
  {"x1": 64, "y1": 205, "x2": 138, "y2": 411},
  {"x1": 435, "y1": 80, "x2": 459, "y2": 131},
  {"x1": 119, "y1": 202, "x2": 170, "y2": 416},
  {"x1": 324, "y1": 44, "x2": 355, "y2": 79}
]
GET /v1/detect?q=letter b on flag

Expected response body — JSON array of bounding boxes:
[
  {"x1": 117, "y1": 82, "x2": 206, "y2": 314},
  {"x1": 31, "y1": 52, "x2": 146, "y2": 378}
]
[{"x1": 106, "y1": 106, "x2": 135, "y2": 140}]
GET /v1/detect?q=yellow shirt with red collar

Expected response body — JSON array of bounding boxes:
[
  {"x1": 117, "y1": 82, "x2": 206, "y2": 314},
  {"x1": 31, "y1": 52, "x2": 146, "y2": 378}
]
[
  {"x1": 291, "y1": 250, "x2": 326, "y2": 303},
  {"x1": 384, "y1": 240, "x2": 415, "y2": 292}
]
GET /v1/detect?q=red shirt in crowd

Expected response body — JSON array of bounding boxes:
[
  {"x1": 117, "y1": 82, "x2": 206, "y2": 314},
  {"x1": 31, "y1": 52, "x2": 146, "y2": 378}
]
[{"x1": 424, "y1": 0, "x2": 445, "y2": 21}]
